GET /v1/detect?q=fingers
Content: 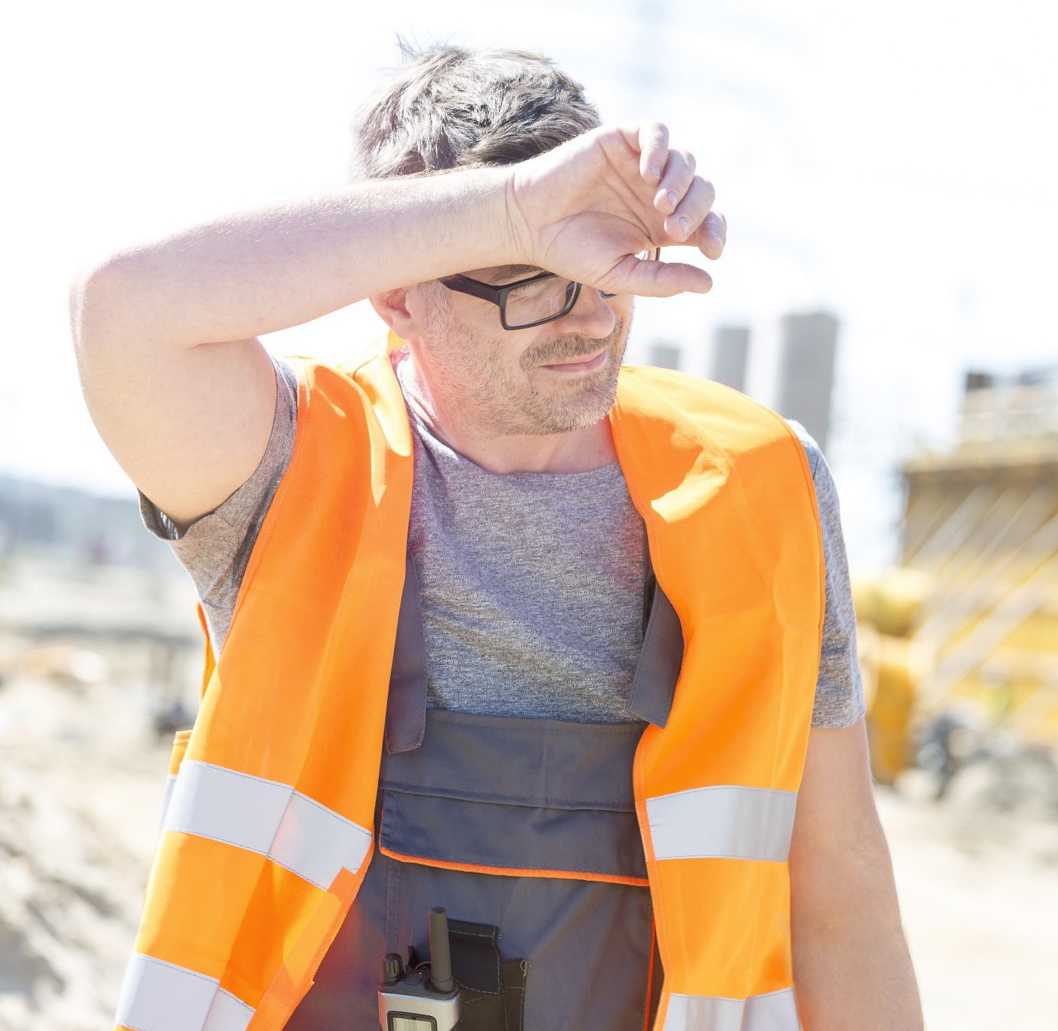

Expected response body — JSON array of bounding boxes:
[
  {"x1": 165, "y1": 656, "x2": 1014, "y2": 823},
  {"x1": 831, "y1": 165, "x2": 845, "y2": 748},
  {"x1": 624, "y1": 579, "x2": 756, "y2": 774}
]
[
  {"x1": 659, "y1": 183, "x2": 725, "y2": 266},
  {"x1": 617, "y1": 251, "x2": 713, "y2": 298},
  {"x1": 628, "y1": 127, "x2": 723, "y2": 258},
  {"x1": 663, "y1": 175, "x2": 715, "y2": 238},
  {"x1": 653, "y1": 150, "x2": 696, "y2": 215},
  {"x1": 637, "y1": 123, "x2": 670, "y2": 183},
  {"x1": 615, "y1": 122, "x2": 672, "y2": 183},
  {"x1": 608, "y1": 121, "x2": 727, "y2": 267},
  {"x1": 694, "y1": 211, "x2": 727, "y2": 260}
]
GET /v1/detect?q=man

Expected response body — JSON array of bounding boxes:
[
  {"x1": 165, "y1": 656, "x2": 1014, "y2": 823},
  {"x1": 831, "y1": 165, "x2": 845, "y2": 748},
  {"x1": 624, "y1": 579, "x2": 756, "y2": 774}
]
[{"x1": 71, "y1": 42, "x2": 922, "y2": 1031}]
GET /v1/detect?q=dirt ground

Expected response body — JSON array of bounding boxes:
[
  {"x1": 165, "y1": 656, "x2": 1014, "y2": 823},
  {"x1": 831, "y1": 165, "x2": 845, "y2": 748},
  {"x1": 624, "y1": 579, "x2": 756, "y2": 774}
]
[
  {"x1": 875, "y1": 780, "x2": 1058, "y2": 1029},
  {"x1": 1, "y1": 643, "x2": 1056, "y2": 1030}
]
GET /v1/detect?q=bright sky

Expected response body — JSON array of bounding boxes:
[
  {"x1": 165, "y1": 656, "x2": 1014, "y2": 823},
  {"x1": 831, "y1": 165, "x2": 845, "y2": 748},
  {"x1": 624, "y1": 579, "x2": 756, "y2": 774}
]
[{"x1": 6, "y1": 0, "x2": 1056, "y2": 574}]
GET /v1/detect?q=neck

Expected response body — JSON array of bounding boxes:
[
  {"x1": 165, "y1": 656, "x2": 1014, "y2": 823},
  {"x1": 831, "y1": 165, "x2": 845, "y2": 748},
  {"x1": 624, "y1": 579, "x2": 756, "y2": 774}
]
[{"x1": 393, "y1": 350, "x2": 617, "y2": 474}]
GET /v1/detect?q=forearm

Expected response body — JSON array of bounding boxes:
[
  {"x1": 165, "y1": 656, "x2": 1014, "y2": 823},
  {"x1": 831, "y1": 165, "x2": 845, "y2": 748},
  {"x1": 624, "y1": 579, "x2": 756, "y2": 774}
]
[
  {"x1": 790, "y1": 834, "x2": 923, "y2": 1029},
  {"x1": 793, "y1": 914, "x2": 921, "y2": 1028},
  {"x1": 75, "y1": 166, "x2": 518, "y2": 349}
]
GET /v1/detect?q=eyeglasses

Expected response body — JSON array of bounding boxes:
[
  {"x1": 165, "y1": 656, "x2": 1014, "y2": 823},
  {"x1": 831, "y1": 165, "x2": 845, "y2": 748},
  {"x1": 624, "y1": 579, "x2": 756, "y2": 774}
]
[{"x1": 438, "y1": 247, "x2": 661, "y2": 331}]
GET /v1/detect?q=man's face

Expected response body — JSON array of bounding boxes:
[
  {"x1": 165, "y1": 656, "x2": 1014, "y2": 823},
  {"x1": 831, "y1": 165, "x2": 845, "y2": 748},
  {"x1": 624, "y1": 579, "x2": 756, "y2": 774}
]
[{"x1": 406, "y1": 264, "x2": 635, "y2": 437}]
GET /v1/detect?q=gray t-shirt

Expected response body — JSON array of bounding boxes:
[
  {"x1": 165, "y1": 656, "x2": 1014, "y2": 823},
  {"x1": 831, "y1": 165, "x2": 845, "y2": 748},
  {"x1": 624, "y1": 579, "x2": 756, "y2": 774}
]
[{"x1": 139, "y1": 351, "x2": 865, "y2": 727}]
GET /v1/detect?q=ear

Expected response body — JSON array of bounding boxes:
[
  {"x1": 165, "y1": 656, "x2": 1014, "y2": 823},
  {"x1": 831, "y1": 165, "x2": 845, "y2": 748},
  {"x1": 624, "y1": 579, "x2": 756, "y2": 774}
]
[{"x1": 368, "y1": 285, "x2": 428, "y2": 339}]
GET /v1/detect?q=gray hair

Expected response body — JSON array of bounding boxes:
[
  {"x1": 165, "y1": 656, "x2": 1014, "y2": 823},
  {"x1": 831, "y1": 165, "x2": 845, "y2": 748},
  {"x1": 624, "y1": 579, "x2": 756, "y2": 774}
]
[{"x1": 348, "y1": 38, "x2": 602, "y2": 181}]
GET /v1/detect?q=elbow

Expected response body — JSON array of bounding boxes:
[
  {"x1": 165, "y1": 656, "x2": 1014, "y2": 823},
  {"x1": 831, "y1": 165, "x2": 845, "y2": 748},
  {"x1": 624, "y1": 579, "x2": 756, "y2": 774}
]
[{"x1": 68, "y1": 256, "x2": 129, "y2": 354}]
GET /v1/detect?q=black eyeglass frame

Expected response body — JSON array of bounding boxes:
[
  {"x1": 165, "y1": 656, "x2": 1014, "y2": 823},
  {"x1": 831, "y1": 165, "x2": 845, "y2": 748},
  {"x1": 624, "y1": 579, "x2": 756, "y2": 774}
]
[{"x1": 437, "y1": 247, "x2": 662, "y2": 331}]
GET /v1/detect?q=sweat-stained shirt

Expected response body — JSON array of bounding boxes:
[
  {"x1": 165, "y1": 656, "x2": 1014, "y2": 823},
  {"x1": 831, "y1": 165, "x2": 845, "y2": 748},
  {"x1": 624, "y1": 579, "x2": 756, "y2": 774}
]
[{"x1": 138, "y1": 350, "x2": 866, "y2": 727}]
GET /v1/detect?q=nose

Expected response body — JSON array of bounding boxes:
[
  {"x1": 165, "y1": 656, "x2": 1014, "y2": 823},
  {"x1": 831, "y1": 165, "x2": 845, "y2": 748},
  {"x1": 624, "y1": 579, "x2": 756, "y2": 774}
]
[{"x1": 554, "y1": 284, "x2": 617, "y2": 338}]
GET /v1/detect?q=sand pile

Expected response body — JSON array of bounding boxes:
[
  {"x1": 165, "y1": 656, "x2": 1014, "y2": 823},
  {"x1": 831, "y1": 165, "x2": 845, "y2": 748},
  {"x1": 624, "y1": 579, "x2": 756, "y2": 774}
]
[{"x1": 0, "y1": 655, "x2": 174, "y2": 1031}]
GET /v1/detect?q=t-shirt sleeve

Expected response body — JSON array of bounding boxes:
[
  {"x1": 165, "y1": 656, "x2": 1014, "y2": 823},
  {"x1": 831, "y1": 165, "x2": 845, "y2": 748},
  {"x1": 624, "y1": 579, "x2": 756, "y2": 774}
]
[
  {"x1": 786, "y1": 419, "x2": 868, "y2": 728},
  {"x1": 137, "y1": 353, "x2": 299, "y2": 655}
]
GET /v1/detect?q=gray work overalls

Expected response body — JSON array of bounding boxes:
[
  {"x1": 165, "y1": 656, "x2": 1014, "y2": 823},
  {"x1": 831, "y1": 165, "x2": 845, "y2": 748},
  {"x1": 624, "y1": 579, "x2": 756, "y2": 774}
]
[{"x1": 286, "y1": 552, "x2": 683, "y2": 1030}]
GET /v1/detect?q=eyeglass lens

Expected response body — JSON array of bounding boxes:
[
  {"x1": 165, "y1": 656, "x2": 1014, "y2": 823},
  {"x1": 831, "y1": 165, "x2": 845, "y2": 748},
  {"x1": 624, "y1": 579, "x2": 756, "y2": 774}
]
[{"x1": 502, "y1": 248, "x2": 657, "y2": 328}]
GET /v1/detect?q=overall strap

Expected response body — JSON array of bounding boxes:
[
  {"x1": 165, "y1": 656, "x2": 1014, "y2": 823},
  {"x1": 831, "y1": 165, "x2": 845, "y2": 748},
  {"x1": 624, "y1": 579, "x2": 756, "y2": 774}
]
[
  {"x1": 384, "y1": 551, "x2": 428, "y2": 754},
  {"x1": 628, "y1": 571, "x2": 682, "y2": 728}
]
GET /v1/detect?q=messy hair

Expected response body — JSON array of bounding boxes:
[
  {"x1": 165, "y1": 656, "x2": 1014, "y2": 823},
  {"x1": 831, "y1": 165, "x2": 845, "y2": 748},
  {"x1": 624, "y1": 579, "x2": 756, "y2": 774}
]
[{"x1": 348, "y1": 37, "x2": 602, "y2": 181}]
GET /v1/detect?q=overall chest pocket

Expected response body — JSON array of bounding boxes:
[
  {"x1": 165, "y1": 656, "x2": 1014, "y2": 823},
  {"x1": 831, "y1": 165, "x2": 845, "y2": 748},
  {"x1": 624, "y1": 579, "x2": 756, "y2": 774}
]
[{"x1": 379, "y1": 709, "x2": 649, "y2": 882}]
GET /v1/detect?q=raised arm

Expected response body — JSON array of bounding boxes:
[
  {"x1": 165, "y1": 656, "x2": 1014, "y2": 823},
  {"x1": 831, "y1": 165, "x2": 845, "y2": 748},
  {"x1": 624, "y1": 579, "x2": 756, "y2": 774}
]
[
  {"x1": 67, "y1": 167, "x2": 517, "y2": 529},
  {"x1": 68, "y1": 122, "x2": 721, "y2": 527}
]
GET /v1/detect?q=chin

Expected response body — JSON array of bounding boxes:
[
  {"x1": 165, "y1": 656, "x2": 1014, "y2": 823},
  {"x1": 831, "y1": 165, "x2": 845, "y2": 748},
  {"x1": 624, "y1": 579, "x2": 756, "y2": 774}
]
[{"x1": 536, "y1": 372, "x2": 621, "y2": 433}]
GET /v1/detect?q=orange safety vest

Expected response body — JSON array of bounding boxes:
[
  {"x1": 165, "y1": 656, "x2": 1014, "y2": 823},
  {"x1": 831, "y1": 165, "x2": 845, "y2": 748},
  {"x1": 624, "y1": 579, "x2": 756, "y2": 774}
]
[{"x1": 115, "y1": 339, "x2": 824, "y2": 1031}]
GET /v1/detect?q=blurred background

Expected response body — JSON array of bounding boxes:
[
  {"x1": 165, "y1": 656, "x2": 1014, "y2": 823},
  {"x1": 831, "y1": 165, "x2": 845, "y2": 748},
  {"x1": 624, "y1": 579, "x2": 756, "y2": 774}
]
[{"x1": 3, "y1": 0, "x2": 1057, "y2": 1027}]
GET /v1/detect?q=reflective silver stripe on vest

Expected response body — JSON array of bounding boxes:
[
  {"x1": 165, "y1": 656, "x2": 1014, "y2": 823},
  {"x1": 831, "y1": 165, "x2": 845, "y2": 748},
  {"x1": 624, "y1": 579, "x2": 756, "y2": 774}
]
[
  {"x1": 115, "y1": 953, "x2": 254, "y2": 1031},
  {"x1": 664, "y1": 987, "x2": 801, "y2": 1030},
  {"x1": 646, "y1": 785, "x2": 797, "y2": 862},
  {"x1": 163, "y1": 760, "x2": 372, "y2": 890}
]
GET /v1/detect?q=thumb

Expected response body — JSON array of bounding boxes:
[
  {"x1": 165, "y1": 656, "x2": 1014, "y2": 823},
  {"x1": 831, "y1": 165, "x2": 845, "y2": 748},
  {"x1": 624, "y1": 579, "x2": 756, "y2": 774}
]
[{"x1": 609, "y1": 252, "x2": 713, "y2": 298}]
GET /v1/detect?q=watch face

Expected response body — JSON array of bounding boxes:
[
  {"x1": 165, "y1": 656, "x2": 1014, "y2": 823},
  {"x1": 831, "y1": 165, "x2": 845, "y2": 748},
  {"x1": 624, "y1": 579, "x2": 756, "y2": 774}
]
[{"x1": 389, "y1": 1014, "x2": 438, "y2": 1031}]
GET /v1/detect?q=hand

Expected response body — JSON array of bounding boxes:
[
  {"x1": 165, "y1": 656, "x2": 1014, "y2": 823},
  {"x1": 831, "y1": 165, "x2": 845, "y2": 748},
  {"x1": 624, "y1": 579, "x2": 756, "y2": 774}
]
[{"x1": 505, "y1": 122, "x2": 725, "y2": 298}]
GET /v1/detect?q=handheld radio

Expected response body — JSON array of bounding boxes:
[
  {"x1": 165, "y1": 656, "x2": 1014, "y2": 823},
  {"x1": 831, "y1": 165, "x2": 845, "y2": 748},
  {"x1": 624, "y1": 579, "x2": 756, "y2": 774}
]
[{"x1": 377, "y1": 906, "x2": 461, "y2": 1030}]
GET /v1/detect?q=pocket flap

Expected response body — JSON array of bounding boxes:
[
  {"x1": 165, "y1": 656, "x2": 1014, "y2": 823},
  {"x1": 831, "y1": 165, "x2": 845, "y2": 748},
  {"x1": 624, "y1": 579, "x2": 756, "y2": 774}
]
[{"x1": 379, "y1": 711, "x2": 649, "y2": 883}]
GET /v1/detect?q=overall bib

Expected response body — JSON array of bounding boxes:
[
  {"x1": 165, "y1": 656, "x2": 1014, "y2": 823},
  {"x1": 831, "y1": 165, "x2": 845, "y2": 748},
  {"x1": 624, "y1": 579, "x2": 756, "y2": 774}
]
[{"x1": 286, "y1": 553, "x2": 682, "y2": 1029}]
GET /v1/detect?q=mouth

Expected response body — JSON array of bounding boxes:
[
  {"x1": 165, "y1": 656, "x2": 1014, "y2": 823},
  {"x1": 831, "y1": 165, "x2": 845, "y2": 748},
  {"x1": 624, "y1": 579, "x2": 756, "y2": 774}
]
[{"x1": 539, "y1": 346, "x2": 609, "y2": 373}]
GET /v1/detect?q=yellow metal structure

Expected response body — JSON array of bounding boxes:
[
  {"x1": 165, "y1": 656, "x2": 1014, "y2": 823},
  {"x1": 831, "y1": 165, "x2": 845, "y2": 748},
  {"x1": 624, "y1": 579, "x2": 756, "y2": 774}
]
[{"x1": 856, "y1": 370, "x2": 1058, "y2": 780}]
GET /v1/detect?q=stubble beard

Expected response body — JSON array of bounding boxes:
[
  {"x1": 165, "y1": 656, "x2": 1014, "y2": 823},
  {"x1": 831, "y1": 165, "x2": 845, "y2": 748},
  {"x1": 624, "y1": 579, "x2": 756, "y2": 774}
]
[{"x1": 465, "y1": 316, "x2": 630, "y2": 437}]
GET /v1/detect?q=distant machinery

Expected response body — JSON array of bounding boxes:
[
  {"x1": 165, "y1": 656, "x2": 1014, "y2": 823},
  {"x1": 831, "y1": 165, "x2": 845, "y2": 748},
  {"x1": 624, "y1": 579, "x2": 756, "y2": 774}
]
[
  {"x1": 775, "y1": 310, "x2": 839, "y2": 453},
  {"x1": 857, "y1": 363, "x2": 1058, "y2": 795}
]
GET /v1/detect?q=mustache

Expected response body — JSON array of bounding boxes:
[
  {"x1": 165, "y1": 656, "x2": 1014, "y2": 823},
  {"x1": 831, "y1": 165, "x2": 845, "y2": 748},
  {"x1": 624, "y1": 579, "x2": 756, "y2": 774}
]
[{"x1": 527, "y1": 322, "x2": 623, "y2": 366}]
